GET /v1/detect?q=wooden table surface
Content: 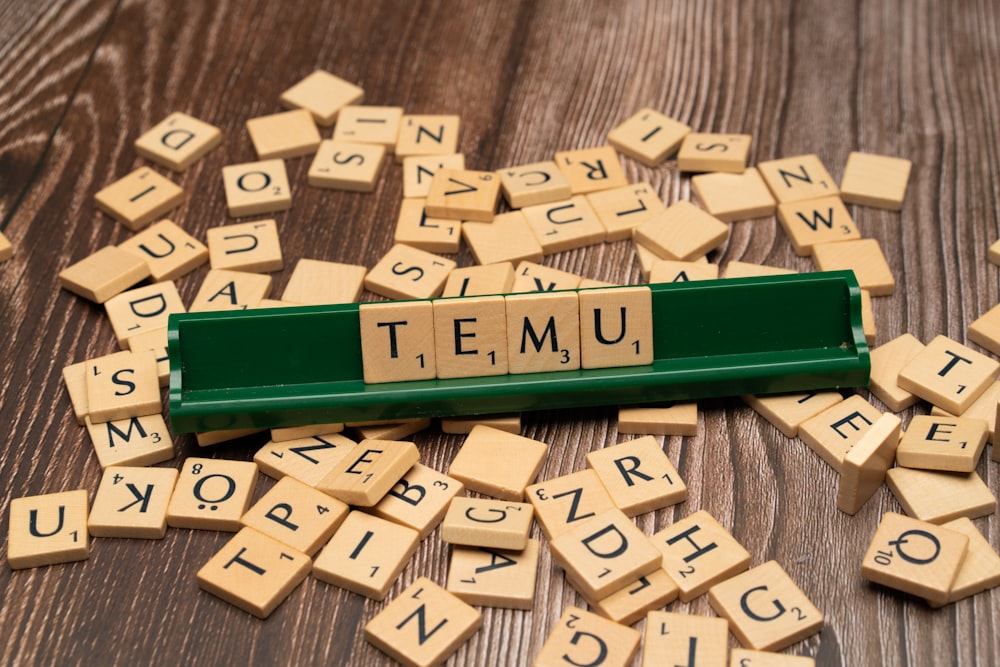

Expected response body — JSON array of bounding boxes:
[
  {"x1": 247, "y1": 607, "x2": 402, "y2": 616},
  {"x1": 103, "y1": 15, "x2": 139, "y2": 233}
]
[{"x1": 2, "y1": 1, "x2": 999, "y2": 665}]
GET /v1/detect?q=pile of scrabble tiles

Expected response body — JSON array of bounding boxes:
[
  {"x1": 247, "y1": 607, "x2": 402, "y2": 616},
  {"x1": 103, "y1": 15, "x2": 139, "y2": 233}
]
[{"x1": 7, "y1": 68, "x2": 1000, "y2": 666}]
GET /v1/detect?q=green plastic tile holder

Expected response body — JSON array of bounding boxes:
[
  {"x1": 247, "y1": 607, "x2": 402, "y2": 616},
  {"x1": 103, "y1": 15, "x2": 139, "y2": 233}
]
[{"x1": 167, "y1": 270, "x2": 870, "y2": 434}]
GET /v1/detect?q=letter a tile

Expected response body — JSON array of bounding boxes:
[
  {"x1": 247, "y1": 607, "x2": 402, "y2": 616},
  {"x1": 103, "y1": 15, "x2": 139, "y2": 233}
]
[
  {"x1": 534, "y1": 606, "x2": 640, "y2": 667},
  {"x1": 8, "y1": 490, "x2": 89, "y2": 569},
  {"x1": 446, "y1": 540, "x2": 540, "y2": 609}
]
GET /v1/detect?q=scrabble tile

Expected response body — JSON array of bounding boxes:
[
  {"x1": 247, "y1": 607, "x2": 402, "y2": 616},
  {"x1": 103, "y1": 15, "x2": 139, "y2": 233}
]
[
  {"x1": 364, "y1": 243, "x2": 455, "y2": 300},
  {"x1": 221, "y1": 159, "x2": 291, "y2": 217},
  {"x1": 332, "y1": 105, "x2": 403, "y2": 148},
  {"x1": 87, "y1": 466, "x2": 178, "y2": 538},
  {"x1": 62, "y1": 361, "x2": 89, "y2": 425},
  {"x1": 8, "y1": 490, "x2": 89, "y2": 569},
  {"x1": 364, "y1": 577, "x2": 481, "y2": 667},
  {"x1": 837, "y1": 413, "x2": 901, "y2": 515},
  {"x1": 886, "y1": 467, "x2": 996, "y2": 523},
  {"x1": 584, "y1": 183, "x2": 667, "y2": 242},
  {"x1": 651, "y1": 509, "x2": 751, "y2": 602},
  {"x1": 95, "y1": 167, "x2": 184, "y2": 231},
  {"x1": 359, "y1": 300, "x2": 437, "y2": 383},
  {"x1": 166, "y1": 458, "x2": 258, "y2": 531},
  {"x1": 550, "y1": 508, "x2": 662, "y2": 600},
  {"x1": 757, "y1": 154, "x2": 838, "y2": 203},
  {"x1": 280, "y1": 69, "x2": 363, "y2": 126},
  {"x1": 0, "y1": 230, "x2": 11, "y2": 262},
  {"x1": 607, "y1": 108, "x2": 691, "y2": 166},
  {"x1": 424, "y1": 169, "x2": 500, "y2": 222},
  {"x1": 989, "y1": 238, "x2": 1000, "y2": 266},
  {"x1": 555, "y1": 145, "x2": 629, "y2": 194},
  {"x1": 368, "y1": 463, "x2": 464, "y2": 538},
  {"x1": 402, "y1": 153, "x2": 466, "y2": 198},
  {"x1": 498, "y1": 160, "x2": 572, "y2": 208},
  {"x1": 723, "y1": 261, "x2": 796, "y2": 279},
  {"x1": 649, "y1": 259, "x2": 719, "y2": 283},
  {"x1": 317, "y1": 439, "x2": 418, "y2": 506},
  {"x1": 811, "y1": 238, "x2": 895, "y2": 296},
  {"x1": 134, "y1": 111, "x2": 222, "y2": 171},
  {"x1": 932, "y1": 517, "x2": 1000, "y2": 605},
  {"x1": 510, "y1": 260, "x2": 582, "y2": 293},
  {"x1": 85, "y1": 350, "x2": 160, "y2": 424},
  {"x1": 351, "y1": 418, "x2": 432, "y2": 441},
  {"x1": 586, "y1": 436, "x2": 686, "y2": 517},
  {"x1": 505, "y1": 290, "x2": 581, "y2": 373},
  {"x1": 440, "y1": 498, "x2": 533, "y2": 550},
  {"x1": 897, "y1": 416, "x2": 988, "y2": 473},
  {"x1": 590, "y1": 567, "x2": 679, "y2": 626},
  {"x1": 446, "y1": 539, "x2": 539, "y2": 609},
  {"x1": 194, "y1": 427, "x2": 266, "y2": 447},
  {"x1": 642, "y1": 611, "x2": 729, "y2": 667},
  {"x1": 618, "y1": 402, "x2": 698, "y2": 436},
  {"x1": 282, "y1": 258, "x2": 367, "y2": 304},
  {"x1": 104, "y1": 281, "x2": 185, "y2": 346},
  {"x1": 692, "y1": 167, "x2": 777, "y2": 222},
  {"x1": 633, "y1": 200, "x2": 729, "y2": 261},
  {"x1": 189, "y1": 268, "x2": 272, "y2": 312},
  {"x1": 197, "y1": 527, "x2": 311, "y2": 618},
  {"x1": 246, "y1": 108, "x2": 320, "y2": 160},
  {"x1": 432, "y1": 295, "x2": 509, "y2": 378},
  {"x1": 742, "y1": 391, "x2": 844, "y2": 438},
  {"x1": 118, "y1": 219, "x2": 209, "y2": 281},
  {"x1": 85, "y1": 413, "x2": 173, "y2": 468},
  {"x1": 308, "y1": 140, "x2": 385, "y2": 192},
  {"x1": 254, "y1": 433, "x2": 357, "y2": 486},
  {"x1": 934, "y1": 380, "x2": 1000, "y2": 444},
  {"x1": 240, "y1": 476, "x2": 348, "y2": 556},
  {"x1": 270, "y1": 422, "x2": 344, "y2": 442},
  {"x1": 708, "y1": 560, "x2": 823, "y2": 651},
  {"x1": 522, "y1": 195, "x2": 606, "y2": 253},
  {"x1": 578, "y1": 285, "x2": 653, "y2": 369},
  {"x1": 394, "y1": 198, "x2": 461, "y2": 254},
  {"x1": 677, "y1": 133, "x2": 752, "y2": 173},
  {"x1": 867, "y1": 333, "x2": 925, "y2": 411},
  {"x1": 798, "y1": 394, "x2": 883, "y2": 472},
  {"x1": 729, "y1": 649, "x2": 816, "y2": 666},
  {"x1": 526, "y1": 469, "x2": 617, "y2": 539},
  {"x1": 898, "y1": 335, "x2": 1000, "y2": 414},
  {"x1": 535, "y1": 606, "x2": 640, "y2": 667},
  {"x1": 633, "y1": 240, "x2": 659, "y2": 282},
  {"x1": 395, "y1": 114, "x2": 461, "y2": 162},
  {"x1": 448, "y1": 425, "x2": 547, "y2": 501},
  {"x1": 860, "y1": 288, "x2": 876, "y2": 345},
  {"x1": 124, "y1": 329, "x2": 173, "y2": 390},
  {"x1": 206, "y1": 219, "x2": 283, "y2": 272},
  {"x1": 776, "y1": 195, "x2": 862, "y2": 256},
  {"x1": 440, "y1": 413, "x2": 521, "y2": 435},
  {"x1": 861, "y1": 512, "x2": 968, "y2": 605},
  {"x1": 462, "y1": 210, "x2": 544, "y2": 266},
  {"x1": 840, "y1": 151, "x2": 912, "y2": 210},
  {"x1": 968, "y1": 302, "x2": 1000, "y2": 357},
  {"x1": 313, "y1": 511, "x2": 419, "y2": 600},
  {"x1": 440, "y1": 262, "x2": 516, "y2": 297},
  {"x1": 58, "y1": 245, "x2": 150, "y2": 304}
]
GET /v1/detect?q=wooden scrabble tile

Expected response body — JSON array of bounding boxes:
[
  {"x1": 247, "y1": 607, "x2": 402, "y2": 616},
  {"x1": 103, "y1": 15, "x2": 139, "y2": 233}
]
[
  {"x1": 677, "y1": 133, "x2": 752, "y2": 173},
  {"x1": 104, "y1": 281, "x2": 185, "y2": 347},
  {"x1": 440, "y1": 262, "x2": 516, "y2": 297},
  {"x1": 798, "y1": 394, "x2": 883, "y2": 472},
  {"x1": 441, "y1": 413, "x2": 521, "y2": 435},
  {"x1": 708, "y1": 560, "x2": 823, "y2": 651},
  {"x1": 364, "y1": 577, "x2": 482, "y2": 667},
  {"x1": 368, "y1": 463, "x2": 464, "y2": 539},
  {"x1": 968, "y1": 302, "x2": 1000, "y2": 357},
  {"x1": 590, "y1": 568, "x2": 680, "y2": 626},
  {"x1": 505, "y1": 291, "x2": 581, "y2": 373},
  {"x1": 618, "y1": 402, "x2": 698, "y2": 436},
  {"x1": 642, "y1": 611, "x2": 729, "y2": 667},
  {"x1": 651, "y1": 509, "x2": 751, "y2": 602},
  {"x1": 432, "y1": 295, "x2": 509, "y2": 378},
  {"x1": 897, "y1": 415, "x2": 988, "y2": 473},
  {"x1": 166, "y1": 458, "x2": 258, "y2": 531},
  {"x1": 332, "y1": 105, "x2": 403, "y2": 148},
  {"x1": 0, "y1": 230, "x2": 11, "y2": 262},
  {"x1": 308, "y1": 139, "x2": 385, "y2": 192},
  {"x1": 729, "y1": 649, "x2": 817, "y2": 666},
  {"x1": 359, "y1": 300, "x2": 437, "y2": 383},
  {"x1": 85, "y1": 413, "x2": 173, "y2": 468},
  {"x1": 206, "y1": 219, "x2": 283, "y2": 272},
  {"x1": 441, "y1": 497, "x2": 533, "y2": 550},
  {"x1": 189, "y1": 268, "x2": 272, "y2": 312},
  {"x1": 446, "y1": 539, "x2": 539, "y2": 609},
  {"x1": 280, "y1": 70, "x2": 363, "y2": 125},
  {"x1": 550, "y1": 508, "x2": 662, "y2": 600},
  {"x1": 313, "y1": 510, "x2": 419, "y2": 600},
  {"x1": 860, "y1": 289, "x2": 876, "y2": 345},
  {"x1": 462, "y1": 210, "x2": 544, "y2": 266},
  {"x1": 364, "y1": 243, "x2": 455, "y2": 300},
  {"x1": 498, "y1": 160, "x2": 572, "y2": 208},
  {"x1": 87, "y1": 466, "x2": 178, "y2": 538},
  {"x1": 633, "y1": 240, "x2": 659, "y2": 282},
  {"x1": 448, "y1": 425, "x2": 547, "y2": 501},
  {"x1": 424, "y1": 169, "x2": 500, "y2": 222},
  {"x1": 535, "y1": 606, "x2": 640, "y2": 667},
  {"x1": 194, "y1": 427, "x2": 266, "y2": 447},
  {"x1": 607, "y1": 108, "x2": 691, "y2": 167},
  {"x1": 933, "y1": 517, "x2": 1000, "y2": 605},
  {"x1": 62, "y1": 361, "x2": 89, "y2": 425},
  {"x1": 402, "y1": 153, "x2": 466, "y2": 198},
  {"x1": 270, "y1": 422, "x2": 344, "y2": 442},
  {"x1": 585, "y1": 183, "x2": 667, "y2": 242},
  {"x1": 649, "y1": 259, "x2": 719, "y2": 283},
  {"x1": 241, "y1": 476, "x2": 348, "y2": 556},
  {"x1": 633, "y1": 200, "x2": 729, "y2": 261},
  {"x1": 317, "y1": 439, "x2": 419, "y2": 506},
  {"x1": 221, "y1": 159, "x2": 291, "y2": 217},
  {"x1": 555, "y1": 145, "x2": 629, "y2": 194},
  {"x1": 757, "y1": 154, "x2": 838, "y2": 203},
  {"x1": 395, "y1": 114, "x2": 461, "y2": 162},
  {"x1": 394, "y1": 198, "x2": 461, "y2": 254},
  {"x1": 692, "y1": 167, "x2": 777, "y2": 222},
  {"x1": 282, "y1": 258, "x2": 366, "y2": 304},
  {"x1": 134, "y1": 111, "x2": 222, "y2": 171},
  {"x1": 898, "y1": 335, "x2": 1000, "y2": 414},
  {"x1": 837, "y1": 413, "x2": 901, "y2": 515},
  {"x1": 118, "y1": 219, "x2": 208, "y2": 282},
  {"x1": 95, "y1": 167, "x2": 184, "y2": 231},
  {"x1": 510, "y1": 260, "x2": 582, "y2": 293},
  {"x1": 85, "y1": 350, "x2": 160, "y2": 424},
  {"x1": 8, "y1": 490, "x2": 89, "y2": 569},
  {"x1": 776, "y1": 195, "x2": 862, "y2": 256},
  {"x1": 811, "y1": 238, "x2": 895, "y2": 296},
  {"x1": 246, "y1": 108, "x2": 320, "y2": 160},
  {"x1": 886, "y1": 467, "x2": 996, "y2": 523},
  {"x1": 59, "y1": 245, "x2": 150, "y2": 304},
  {"x1": 578, "y1": 285, "x2": 653, "y2": 369},
  {"x1": 840, "y1": 151, "x2": 912, "y2": 210},
  {"x1": 867, "y1": 333, "x2": 925, "y2": 411},
  {"x1": 254, "y1": 433, "x2": 358, "y2": 486},
  {"x1": 724, "y1": 261, "x2": 796, "y2": 279},
  {"x1": 522, "y1": 195, "x2": 606, "y2": 253},
  {"x1": 861, "y1": 512, "x2": 968, "y2": 605},
  {"x1": 934, "y1": 380, "x2": 1000, "y2": 444},
  {"x1": 526, "y1": 469, "x2": 617, "y2": 539},
  {"x1": 742, "y1": 391, "x2": 844, "y2": 438},
  {"x1": 197, "y1": 526, "x2": 310, "y2": 618},
  {"x1": 586, "y1": 436, "x2": 686, "y2": 517},
  {"x1": 351, "y1": 418, "x2": 432, "y2": 441},
  {"x1": 989, "y1": 238, "x2": 1000, "y2": 266}
]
